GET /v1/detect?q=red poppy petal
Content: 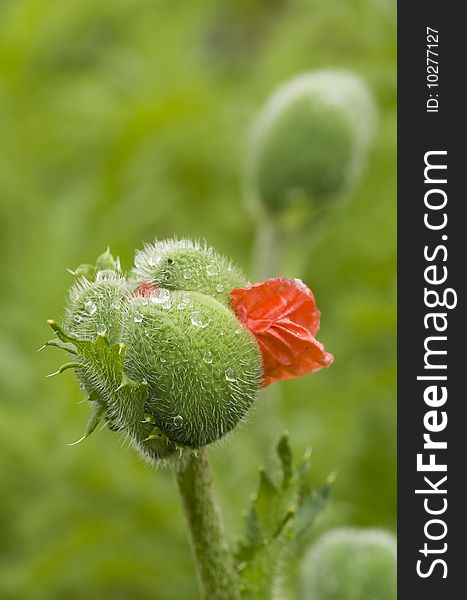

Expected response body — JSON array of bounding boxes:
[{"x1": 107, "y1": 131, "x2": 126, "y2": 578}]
[
  {"x1": 133, "y1": 282, "x2": 156, "y2": 297},
  {"x1": 231, "y1": 277, "x2": 321, "y2": 335},
  {"x1": 231, "y1": 277, "x2": 333, "y2": 387}
]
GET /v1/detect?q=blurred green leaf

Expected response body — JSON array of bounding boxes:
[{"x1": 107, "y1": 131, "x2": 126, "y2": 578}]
[{"x1": 236, "y1": 434, "x2": 332, "y2": 599}]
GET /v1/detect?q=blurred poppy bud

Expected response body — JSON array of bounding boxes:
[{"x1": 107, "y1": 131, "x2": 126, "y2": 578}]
[
  {"x1": 247, "y1": 70, "x2": 376, "y2": 222},
  {"x1": 302, "y1": 528, "x2": 396, "y2": 600},
  {"x1": 45, "y1": 240, "x2": 332, "y2": 466}
]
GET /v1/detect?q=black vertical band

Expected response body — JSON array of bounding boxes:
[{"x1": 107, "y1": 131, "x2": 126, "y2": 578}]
[{"x1": 398, "y1": 3, "x2": 464, "y2": 596}]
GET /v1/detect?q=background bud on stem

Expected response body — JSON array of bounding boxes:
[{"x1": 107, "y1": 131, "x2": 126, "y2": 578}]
[
  {"x1": 301, "y1": 528, "x2": 396, "y2": 600},
  {"x1": 247, "y1": 69, "x2": 377, "y2": 294},
  {"x1": 247, "y1": 70, "x2": 376, "y2": 228}
]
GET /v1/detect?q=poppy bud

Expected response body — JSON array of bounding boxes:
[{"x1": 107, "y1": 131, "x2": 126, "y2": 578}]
[
  {"x1": 302, "y1": 528, "x2": 396, "y2": 600},
  {"x1": 49, "y1": 241, "x2": 262, "y2": 465},
  {"x1": 247, "y1": 70, "x2": 376, "y2": 218},
  {"x1": 132, "y1": 239, "x2": 247, "y2": 306},
  {"x1": 47, "y1": 240, "x2": 332, "y2": 466}
]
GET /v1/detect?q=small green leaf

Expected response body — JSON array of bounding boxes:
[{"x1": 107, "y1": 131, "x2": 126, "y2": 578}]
[
  {"x1": 235, "y1": 434, "x2": 332, "y2": 599},
  {"x1": 295, "y1": 480, "x2": 334, "y2": 541},
  {"x1": 277, "y1": 432, "x2": 294, "y2": 487}
]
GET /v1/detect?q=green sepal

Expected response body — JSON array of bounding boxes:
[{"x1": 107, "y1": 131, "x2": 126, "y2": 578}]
[
  {"x1": 47, "y1": 320, "x2": 79, "y2": 344},
  {"x1": 70, "y1": 263, "x2": 97, "y2": 280},
  {"x1": 46, "y1": 321, "x2": 177, "y2": 462},
  {"x1": 42, "y1": 336, "x2": 78, "y2": 355},
  {"x1": 96, "y1": 247, "x2": 121, "y2": 272},
  {"x1": 67, "y1": 247, "x2": 120, "y2": 282},
  {"x1": 84, "y1": 402, "x2": 106, "y2": 437},
  {"x1": 46, "y1": 361, "x2": 82, "y2": 378}
]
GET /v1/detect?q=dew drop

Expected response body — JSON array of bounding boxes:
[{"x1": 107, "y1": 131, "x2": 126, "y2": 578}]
[
  {"x1": 225, "y1": 368, "x2": 237, "y2": 382},
  {"x1": 190, "y1": 311, "x2": 210, "y2": 328},
  {"x1": 84, "y1": 301, "x2": 97, "y2": 315},
  {"x1": 203, "y1": 350, "x2": 213, "y2": 364},
  {"x1": 97, "y1": 323, "x2": 107, "y2": 335},
  {"x1": 148, "y1": 254, "x2": 161, "y2": 267},
  {"x1": 183, "y1": 269, "x2": 193, "y2": 280},
  {"x1": 177, "y1": 293, "x2": 192, "y2": 310},
  {"x1": 174, "y1": 415, "x2": 184, "y2": 425},
  {"x1": 134, "y1": 313, "x2": 143, "y2": 323},
  {"x1": 215, "y1": 283, "x2": 224, "y2": 293},
  {"x1": 150, "y1": 288, "x2": 170, "y2": 305},
  {"x1": 206, "y1": 263, "x2": 219, "y2": 276}
]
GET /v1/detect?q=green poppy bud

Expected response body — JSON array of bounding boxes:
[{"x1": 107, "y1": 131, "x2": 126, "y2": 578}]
[
  {"x1": 302, "y1": 528, "x2": 396, "y2": 600},
  {"x1": 123, "y1": 290, "x2": 261, "y2": 448},
  {"x1": 64, "y1": 270, "x2": 128, "y2": 344},
  {"x1": 46, "y1": 240, "x2": 262, "y2": 466},
  {"x1": 247, "y1": 70, "x2": 376, "y2": 218},
  {"x1": 132, "y1": 239, "x2": 247, "y2": 306}
]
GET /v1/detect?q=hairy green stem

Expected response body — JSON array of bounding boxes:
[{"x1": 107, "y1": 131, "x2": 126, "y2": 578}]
[{"x1": 176, "y1": 449, "x2": 240, "y2": 600}]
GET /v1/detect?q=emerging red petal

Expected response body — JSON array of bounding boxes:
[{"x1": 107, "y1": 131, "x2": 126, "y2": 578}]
[
  {"x1": 133, "y1": 282, "x2": 156, "y2": 297},
  {"x1": 231, "y1": 278, "x2": 333, "y2": 387}
]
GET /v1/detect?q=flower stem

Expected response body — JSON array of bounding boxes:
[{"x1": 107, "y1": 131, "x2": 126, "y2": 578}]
[
  {"x1": 251, "y1": 217, "x2": 284, "y2": 280},
  {"x1": 175, "y1": 448, "x2": 240, "y2": 600}
]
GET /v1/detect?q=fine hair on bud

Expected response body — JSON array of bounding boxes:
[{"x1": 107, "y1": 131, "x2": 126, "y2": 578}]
[{"x1": 246, "y1": 70, "x2": 377, "y2": 217}]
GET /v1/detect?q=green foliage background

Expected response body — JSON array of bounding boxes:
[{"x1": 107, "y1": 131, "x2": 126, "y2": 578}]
[{"x1": 0, "y1": 1, "x2": 396, "y2": 598}]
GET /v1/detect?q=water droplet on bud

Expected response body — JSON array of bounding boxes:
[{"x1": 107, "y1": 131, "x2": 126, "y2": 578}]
[
  {"x1": 177, "y1": 293, "x2": 192, "y2": 310},
  {"x1": 190, "y1": 312, "x2": 210, "y2": 328},
  {"x1": 206, "y1": 264, "x2": 219, "y2": 276},
  {"x1": 225, "y1": 368, "x2": 237, "y2": 382},
  {"x1": 203, "y1": 350, "x2": 213, "y2": 364},
  {"x1": 148, "y1": 254, "x2": 161, "y2": 267},
  {"x1": 134, "y1": 313, "x2": 143, "y2": 323},
  {"x1": 216, "y1": 283, "x2": 224, "y2": 293},
  {"x1": 150, "y1": 288, "x2": 170, "y2": 304},
  {"x1": 174, "y1": 415, "x2": 184, "y2": 425},
  {"x1": 183, "y1": 269, "x2": 193, "y2": 280},
  {"x1": 84, "y1": 301, "x2": 97, "y2": 315}
]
